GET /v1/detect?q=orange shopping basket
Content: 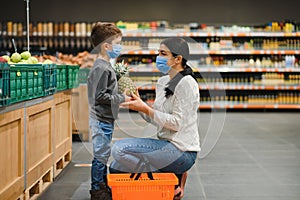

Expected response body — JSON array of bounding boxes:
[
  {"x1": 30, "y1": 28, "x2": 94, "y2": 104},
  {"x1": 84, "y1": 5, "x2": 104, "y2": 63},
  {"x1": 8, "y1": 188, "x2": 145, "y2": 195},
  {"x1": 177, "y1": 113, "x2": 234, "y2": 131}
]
[{"x1": 107, "y1": 172, "x2": 178, "y2": 200}]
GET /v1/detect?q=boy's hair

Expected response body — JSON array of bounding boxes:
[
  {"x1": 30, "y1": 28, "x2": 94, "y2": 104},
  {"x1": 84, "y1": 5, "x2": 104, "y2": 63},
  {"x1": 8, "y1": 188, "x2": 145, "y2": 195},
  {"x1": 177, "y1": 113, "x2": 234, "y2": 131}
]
[{"x1": 90, "y1": 22, "x2": 122, "y2": 47}]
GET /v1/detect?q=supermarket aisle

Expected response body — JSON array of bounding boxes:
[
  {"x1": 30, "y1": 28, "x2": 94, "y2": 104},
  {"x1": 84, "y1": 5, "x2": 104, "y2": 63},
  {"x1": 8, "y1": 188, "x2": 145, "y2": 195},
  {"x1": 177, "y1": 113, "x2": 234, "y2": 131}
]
[{"x1": 38, "y1": 112, "x2": 300, "y2": 200}]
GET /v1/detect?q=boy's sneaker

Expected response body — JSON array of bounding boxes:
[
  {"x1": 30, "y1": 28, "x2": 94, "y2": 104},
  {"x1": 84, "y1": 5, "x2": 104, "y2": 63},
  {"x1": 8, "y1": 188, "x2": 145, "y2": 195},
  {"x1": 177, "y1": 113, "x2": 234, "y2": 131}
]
[{"x1": 90, "y1": 183, "x2": 112, "y2": 200}]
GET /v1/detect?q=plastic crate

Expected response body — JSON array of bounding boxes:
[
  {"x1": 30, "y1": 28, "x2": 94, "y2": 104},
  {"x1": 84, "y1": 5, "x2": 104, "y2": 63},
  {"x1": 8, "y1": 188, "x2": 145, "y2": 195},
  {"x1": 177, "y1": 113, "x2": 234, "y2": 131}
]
[
  {"x1": 10, "y1": 65, "x2": 29, "y2": 104},
  {"x1": 78, "y1": 68, "x2": 90, "y2": 84},
  {"x1": 107, "y1": 173, "x2": 178, "y2": 200},
  {"x1": 56, "y1": 65, "x2": 68, "y2": 91},
  {"x1": 0, "y1": 62, "x2": 10, "y2": 107},
  {"x1": 26, "y1": 64, "x2": 44, "y2": 99},
  {"x1": 67, "y1": 65, "x2": 79, "y2": 89},
  {"x1": 43, "y1": 63, "x2": 57, "y2": 95}
]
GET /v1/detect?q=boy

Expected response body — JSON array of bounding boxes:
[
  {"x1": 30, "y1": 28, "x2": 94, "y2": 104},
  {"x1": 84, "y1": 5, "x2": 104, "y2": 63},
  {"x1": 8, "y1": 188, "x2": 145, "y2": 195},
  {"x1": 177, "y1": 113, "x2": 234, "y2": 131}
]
[{"x1": 88, "y1": 22, "x2": 130, "y2": 200}]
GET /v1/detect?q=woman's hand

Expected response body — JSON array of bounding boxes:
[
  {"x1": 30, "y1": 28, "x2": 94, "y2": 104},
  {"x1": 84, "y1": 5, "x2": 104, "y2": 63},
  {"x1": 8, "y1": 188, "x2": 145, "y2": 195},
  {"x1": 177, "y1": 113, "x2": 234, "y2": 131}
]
[
  {"x1": 120, "y1": 91, "x2": 153, "y2": 117},
  {"x1": 134, "y1": 88, "x2": 141, "y2": 98},
  {"x1": 120, "y1": 92, "x2": 145, "y2": 111}
]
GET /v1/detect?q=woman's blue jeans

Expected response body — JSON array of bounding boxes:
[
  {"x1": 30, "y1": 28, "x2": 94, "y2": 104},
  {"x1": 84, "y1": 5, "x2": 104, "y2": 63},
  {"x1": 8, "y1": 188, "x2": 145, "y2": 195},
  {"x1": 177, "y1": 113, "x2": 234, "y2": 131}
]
[
  {"x1": 109, "y1": 138, "x2": 197, "y2": 175},
  {"x1": 90, "y1": 117, "x2": 114, "y2": 190}
]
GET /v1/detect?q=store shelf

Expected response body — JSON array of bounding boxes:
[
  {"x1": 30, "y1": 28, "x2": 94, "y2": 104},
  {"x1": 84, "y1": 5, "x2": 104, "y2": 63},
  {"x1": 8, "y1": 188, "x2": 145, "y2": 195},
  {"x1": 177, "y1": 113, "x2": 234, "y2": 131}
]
[
  {"x1": 129, "y1": 67, "x2": 158, "y2": 72},
  {"x1": 145, "y1": 99, "x2": 300, "y2": 110},
  {"x1": 121, "y1": 28, "x2": 300, "y2": 111},
  {"x1": 122, "y1": 50, "x2": 157, "y2": 55},
  {"x1": 122, "y1": 49, "x2": 300, "y2": 55},
  {"x1": 129, "y1": 66, "x2": 300, "y2": 73},
  {"x1": 137, "y1": 85, "x2": 156, "y2": 90},
  {"x1": 204, "y1": 50, "x2": 300, "y2": 55},
  {"x1": 192, "y1": 67, "x2": 300, "y2": 72},
  {"x1": 136, "y1": 83, "x2": 300, "y2": 91},
  {"x1": 199, "y1": 103, "x2": 300, "y2": 109},
  {"x1": 121, "y1": 30, "x2": 300, "y2": 37},
  {"x1": 198, "y1": 84, "x2": 300, "y2": 90}
]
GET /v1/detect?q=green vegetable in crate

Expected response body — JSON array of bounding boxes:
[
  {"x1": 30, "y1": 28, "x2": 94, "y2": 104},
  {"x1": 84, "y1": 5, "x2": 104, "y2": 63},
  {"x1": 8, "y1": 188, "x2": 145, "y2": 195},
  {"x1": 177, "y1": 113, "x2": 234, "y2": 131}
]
[
  {"x1": 112, "y1": 60, "x2": 137, "y2": 96},
  {"x1": 21, "y1": 51, "x2": 31, "y2": 60},
  {"x1": 27, "y1": 56, "x2": 39, "y2": 64},
  {"x1": 11, "y1": 52, "x2": 22, "y2": 63},
  {"x1": 2, "y1": 51, "x2": 39, "y2": 64}
]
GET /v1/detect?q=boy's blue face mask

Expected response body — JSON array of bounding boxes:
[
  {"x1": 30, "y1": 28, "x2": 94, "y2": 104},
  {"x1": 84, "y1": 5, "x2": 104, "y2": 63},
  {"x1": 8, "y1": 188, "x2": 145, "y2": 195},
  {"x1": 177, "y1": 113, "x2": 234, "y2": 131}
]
[
  {"x1": 156, "y1": 56, "x2": 171, "y2": 74},
  {"x1": 107, "y1": 44, "x2": 122, "y2": 58}
]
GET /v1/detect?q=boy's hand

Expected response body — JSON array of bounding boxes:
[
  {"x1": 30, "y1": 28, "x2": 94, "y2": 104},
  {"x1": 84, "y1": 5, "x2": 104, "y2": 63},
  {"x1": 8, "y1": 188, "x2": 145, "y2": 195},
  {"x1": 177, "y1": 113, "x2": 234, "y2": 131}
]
[
  {"x1": 124, "y1": 95, "x2": 131, "y2": 102},
  {"x1": 123, "y1": 89, "x2": 131, "y2": 102}
]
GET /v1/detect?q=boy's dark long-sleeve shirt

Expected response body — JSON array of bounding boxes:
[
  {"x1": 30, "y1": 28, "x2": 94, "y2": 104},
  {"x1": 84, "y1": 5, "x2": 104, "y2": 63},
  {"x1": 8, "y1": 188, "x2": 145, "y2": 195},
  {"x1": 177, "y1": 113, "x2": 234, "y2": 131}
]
[{"x1": 87, "y1": 58, "x2": 125, "y2": 123}]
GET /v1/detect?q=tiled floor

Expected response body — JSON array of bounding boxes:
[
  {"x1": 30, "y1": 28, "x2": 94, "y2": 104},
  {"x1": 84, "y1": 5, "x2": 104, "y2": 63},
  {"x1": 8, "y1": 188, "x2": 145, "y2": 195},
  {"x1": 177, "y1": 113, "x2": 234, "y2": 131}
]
[{"x1": 38, "y1": 112, "x2": 300, "y2": 200}]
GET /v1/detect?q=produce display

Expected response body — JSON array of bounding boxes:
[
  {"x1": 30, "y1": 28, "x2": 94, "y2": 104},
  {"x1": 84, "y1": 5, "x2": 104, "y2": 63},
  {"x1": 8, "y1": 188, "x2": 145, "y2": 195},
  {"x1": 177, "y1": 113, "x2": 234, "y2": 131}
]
[
  {"x1": 1, "y1": 50, "x2": 98, "y2": 66},
  {"x1": 1, "y1": 51, "x2": 51, "y2": 64},
  {"x1": 37, "y1": 51, "x2": 96, "y2": 67},
  {"x1": 0, "y1": 56, "x2": 8, "y2": 63}
]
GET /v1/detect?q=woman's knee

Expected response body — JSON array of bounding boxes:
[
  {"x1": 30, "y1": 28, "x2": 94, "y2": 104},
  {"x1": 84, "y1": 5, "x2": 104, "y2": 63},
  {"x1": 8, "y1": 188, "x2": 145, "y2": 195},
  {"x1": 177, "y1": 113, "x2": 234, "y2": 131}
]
[
  {"x1": 111, "y1": 139, "x2": 130, "y2": 160},
  {"x1": 111, "y1": 143, "x2": 121, "y2": 161}
]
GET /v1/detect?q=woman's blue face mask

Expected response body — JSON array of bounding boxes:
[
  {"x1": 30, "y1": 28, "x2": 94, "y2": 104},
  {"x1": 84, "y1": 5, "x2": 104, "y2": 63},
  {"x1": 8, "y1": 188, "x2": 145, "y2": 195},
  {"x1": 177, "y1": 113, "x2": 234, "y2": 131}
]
[
  {"x1": 156, "y1": 56, "x2": 172, "y2": 74},
  {"x1": 107, "y1": 44, "x2": 122, "y2": 58}
]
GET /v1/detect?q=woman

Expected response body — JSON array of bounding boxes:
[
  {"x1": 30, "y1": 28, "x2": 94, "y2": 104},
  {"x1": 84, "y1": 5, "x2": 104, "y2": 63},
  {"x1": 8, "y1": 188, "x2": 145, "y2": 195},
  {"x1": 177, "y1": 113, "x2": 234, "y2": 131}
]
[{"x1": 110, "y1": 38, "x2": 201, "y2": 200}]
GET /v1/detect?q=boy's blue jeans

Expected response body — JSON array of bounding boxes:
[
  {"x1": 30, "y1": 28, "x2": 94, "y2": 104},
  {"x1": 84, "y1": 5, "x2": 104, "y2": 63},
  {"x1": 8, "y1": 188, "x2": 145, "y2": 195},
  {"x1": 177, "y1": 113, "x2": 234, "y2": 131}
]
[{"x1": 90, "y1": 117, "x2": 114, "y2": 190}]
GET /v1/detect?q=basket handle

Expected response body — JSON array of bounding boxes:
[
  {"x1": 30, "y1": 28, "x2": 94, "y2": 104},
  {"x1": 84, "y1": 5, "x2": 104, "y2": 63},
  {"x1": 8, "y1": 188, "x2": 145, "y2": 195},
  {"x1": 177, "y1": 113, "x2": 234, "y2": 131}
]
[
  {"x1": 130, "y1": 172, "x2": 154, "y2": 180},
  {"x1": 130, "y1": 158, "x2": 154, "y2": 180}
]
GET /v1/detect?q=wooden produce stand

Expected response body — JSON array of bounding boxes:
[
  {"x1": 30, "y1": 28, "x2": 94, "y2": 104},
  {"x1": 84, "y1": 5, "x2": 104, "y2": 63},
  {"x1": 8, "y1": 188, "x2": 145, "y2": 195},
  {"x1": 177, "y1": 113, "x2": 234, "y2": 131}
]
[
  {"x1": 0, "y1": 107, "x2": 25, "y2": 200},
  {"x1": 53, "y1": 91, "x2": 72, "y2": 178},
  {"x1": 25, "y1": 98, "x2": 54, "y2": 200},
  {"x1": 0, "y1": 90, "x2": 73, "y2": 200},
  {"x1": 71, "y1": 84, "x2": 90, "y2": 141}
]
